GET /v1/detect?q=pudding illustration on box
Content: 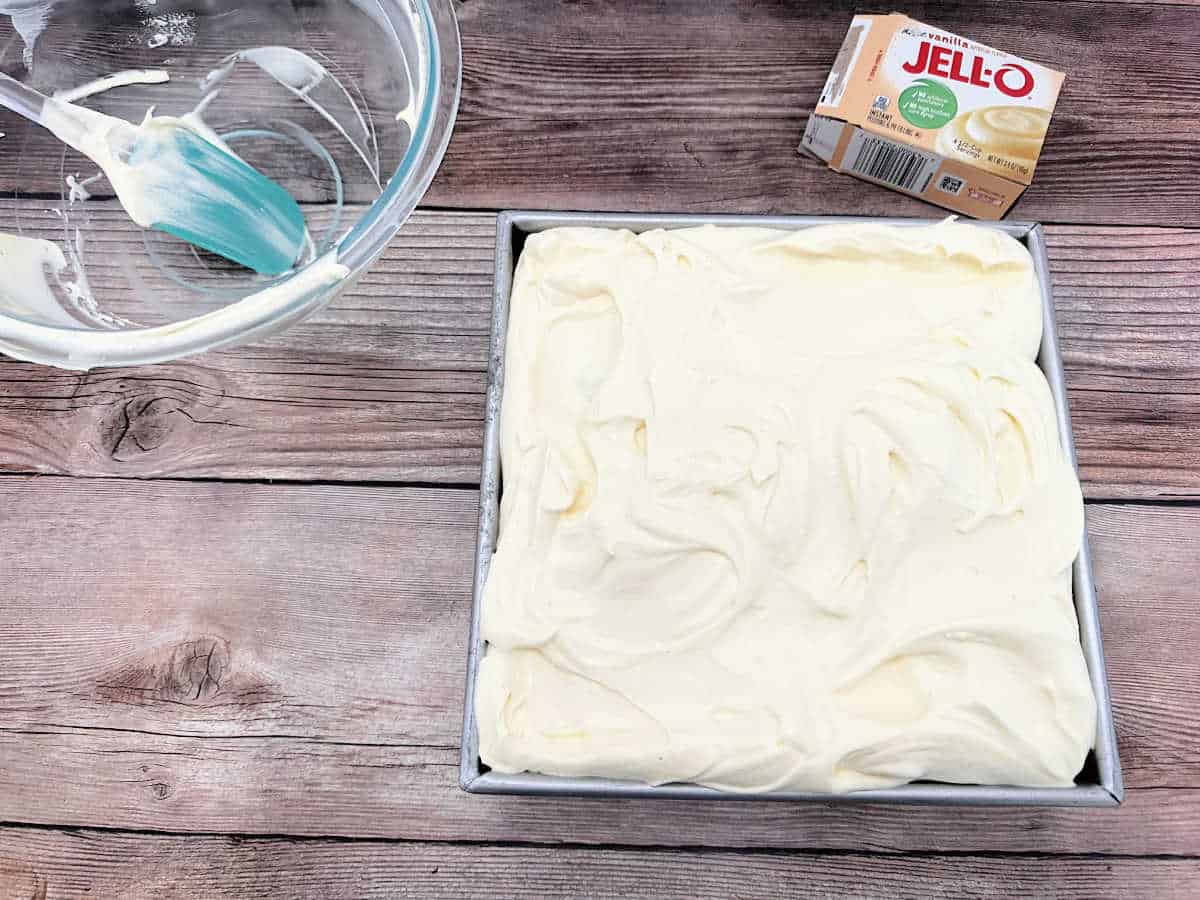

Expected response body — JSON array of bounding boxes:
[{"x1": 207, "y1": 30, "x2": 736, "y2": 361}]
[{"x1": 802, "y1": 14, "x2": 1065, "y2": 218}]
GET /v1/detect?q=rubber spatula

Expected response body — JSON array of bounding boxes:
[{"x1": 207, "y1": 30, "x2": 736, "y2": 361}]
[{"x1": 0, "y1": 71, "x2": 306, "y2": 275}]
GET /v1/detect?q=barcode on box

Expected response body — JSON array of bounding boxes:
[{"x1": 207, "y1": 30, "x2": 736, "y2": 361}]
[
  {"x1": 843, "y1": 130, "x2": 939, "y2": 196},
  {"x1": 937, "y1": 174, "x2": 966, "y2": 196}
]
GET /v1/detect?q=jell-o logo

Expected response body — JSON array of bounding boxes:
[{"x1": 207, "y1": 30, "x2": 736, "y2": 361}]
[{"x1": 901, "y1": 40, "x2": 1034, "y2": 98}]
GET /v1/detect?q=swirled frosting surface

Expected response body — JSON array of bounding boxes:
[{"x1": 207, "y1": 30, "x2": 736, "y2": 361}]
[{"x1": 476, "y1": 221, "x2": 1095, "y2": 793}]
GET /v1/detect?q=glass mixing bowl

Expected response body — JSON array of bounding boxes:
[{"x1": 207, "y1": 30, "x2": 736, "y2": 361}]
[{"x1": 0, "y1": 0, "x2": 460, "y2": 368}]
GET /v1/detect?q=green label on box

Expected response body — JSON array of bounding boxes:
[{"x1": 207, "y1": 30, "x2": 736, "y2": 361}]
[{"x1": 898, "y1": 78, "x2": 958, "y2": 129}]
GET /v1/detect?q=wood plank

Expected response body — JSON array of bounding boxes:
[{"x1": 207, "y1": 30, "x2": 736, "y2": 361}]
[
  {"x1": 5, "y1": 725, "x2": 1200, "y2": 855},
  {"x1": 0, "y1": 479, "x2": 478, "y2": 747},
  {"x1": 0, "y1": 826, "x2": 1197, "y2": 900},
  {"x1": 2, "y1": 210, "x2": 1198, "y2": 499},
  {"x1": 1087, "y1": 503, "x2": 1200, "y2": 788},
  {"x1": 0, "y1": 206, "x2": 492, "y2": 484},
  {"x1": 1051, "y1": 226, "x2": 1200, "y2": 499},
  {"x1": 430, "y1": 0, "x2": 1200, "y2": 225},
  {"x1": 2, "y1": 1, "x2": 1198, "y2": 224},
  {"x1": 0, "y1": 476, "x2": 1197, "y2": 851}
]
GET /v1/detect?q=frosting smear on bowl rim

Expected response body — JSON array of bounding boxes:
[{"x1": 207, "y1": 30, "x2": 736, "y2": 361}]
[{"x1": 476, "y1": 220, "x2": 1096, "y2": 794}]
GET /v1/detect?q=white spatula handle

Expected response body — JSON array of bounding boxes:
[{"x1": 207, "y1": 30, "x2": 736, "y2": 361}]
[
  {"x1": 0, "y1": 72, "x2": 101, "y2": 151},
  {"x1": 0, "y1": 71, "x2": 48, "y2": 124}
]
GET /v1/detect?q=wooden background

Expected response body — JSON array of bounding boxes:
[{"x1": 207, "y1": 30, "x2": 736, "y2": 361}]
[{"x1": 2, "y1": 0, "x2": 1199, "y2": 896}]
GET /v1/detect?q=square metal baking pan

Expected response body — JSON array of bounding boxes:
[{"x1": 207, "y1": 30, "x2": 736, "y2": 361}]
[{"x1": 460, "y1": 211, "x2": 1124, "y2": 807}]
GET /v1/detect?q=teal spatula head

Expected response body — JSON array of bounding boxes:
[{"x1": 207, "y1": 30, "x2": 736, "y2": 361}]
[
  {"x1": 10, "y1": 84, "x2": 310, "y2": 276},
  {"x1": 0, "y1": 73, "x2": 306, "y2": 274},
  {"x1": 99, "y1": 117, "x2": 308, "y2": 276}
]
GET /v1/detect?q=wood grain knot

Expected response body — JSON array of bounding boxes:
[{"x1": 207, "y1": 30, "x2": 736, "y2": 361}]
[
  {"x1": 133, "y1": 764, "x2": 177, "y2": 805},
  {"x1": 100, "y1": 397, "x2": 177, "y2": 459},
  {"x1": 93, "y1": 372, "x2": 241, "y2": 463},
  {"x1": 96, "y1": 636, "x2": 278, "y2": 710}
]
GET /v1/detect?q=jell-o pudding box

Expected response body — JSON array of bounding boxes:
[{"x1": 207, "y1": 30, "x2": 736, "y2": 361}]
[{"x1": 801, "y1": 13, "x2": 1065, "y2": 218}]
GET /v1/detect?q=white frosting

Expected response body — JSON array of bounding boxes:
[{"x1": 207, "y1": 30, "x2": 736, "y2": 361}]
[
  {"x1": 0, "y1": 1, "x2": 52, "y2": 68},
  {"x1": 0, "y1": 232, "x2": 81, "y2": 327},
  {"x1": 476, "y1": 221, "x2": 1096, "y2": 793},
  {"x1": 55, "y1": 69, "x2": 169, "y2": 103},
  {"x1": 0, "y1": 248, "x2": 347, "y2": 370}
]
